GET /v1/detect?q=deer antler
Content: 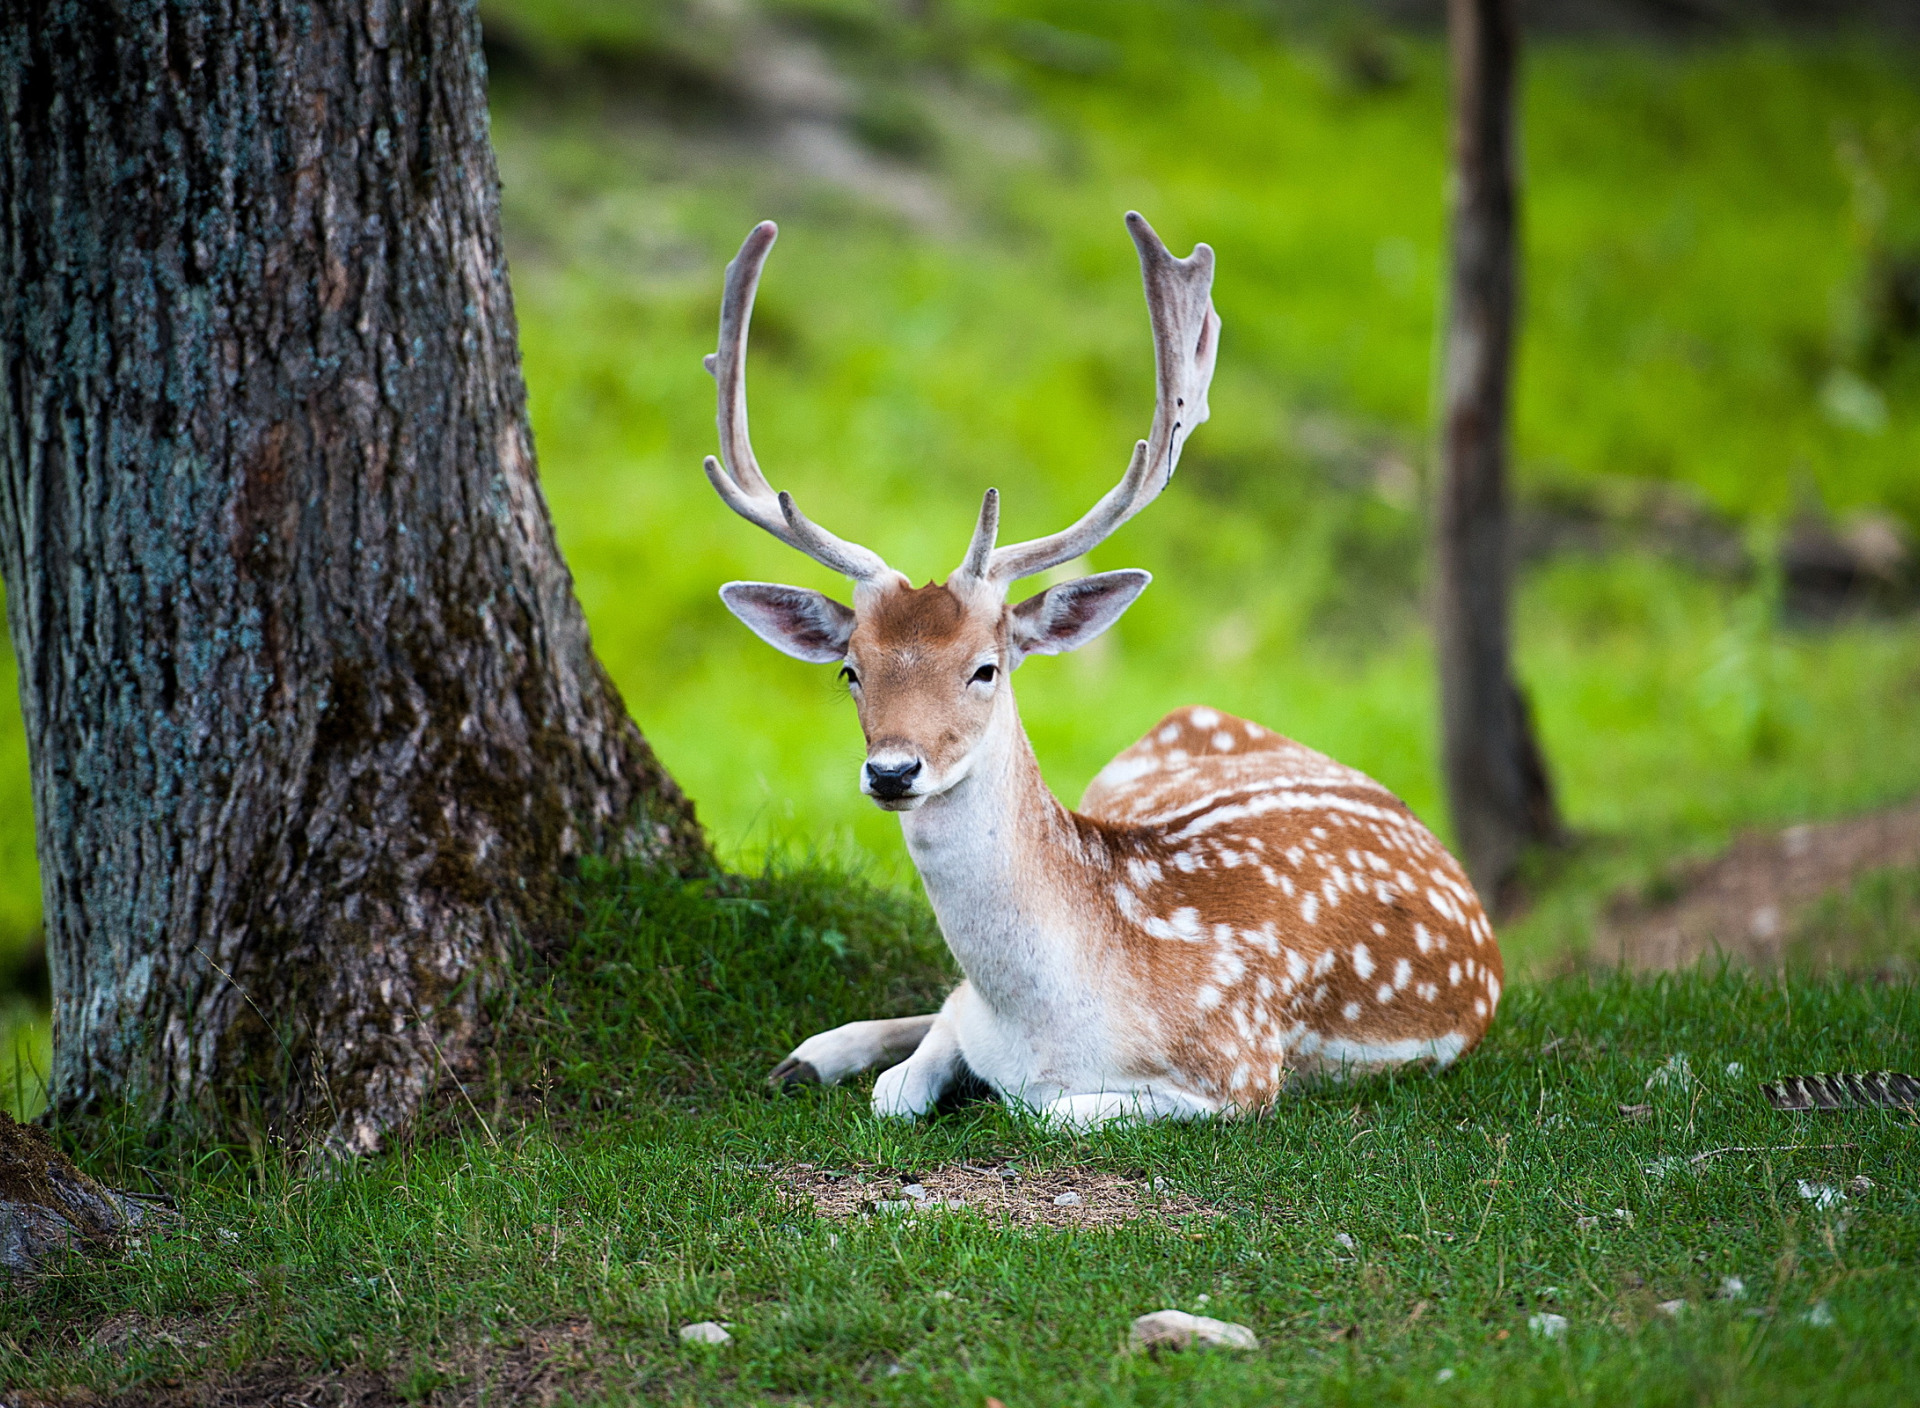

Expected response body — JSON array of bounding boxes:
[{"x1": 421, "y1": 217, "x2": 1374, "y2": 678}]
[
  {"x1": 704, "y1": 222, "x2": 892, "y2": 583},
  {"x1": 967, "y1": 212, "x2": 1219, "y2": 588}
]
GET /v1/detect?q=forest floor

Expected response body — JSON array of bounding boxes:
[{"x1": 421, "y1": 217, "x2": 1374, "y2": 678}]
[
  {"x1": 1597, "y1": 799, "x2": 1920, "y2": 973},
  {"x1": 4, "y1": 859, "x2": 1918, "y2": 1408}
]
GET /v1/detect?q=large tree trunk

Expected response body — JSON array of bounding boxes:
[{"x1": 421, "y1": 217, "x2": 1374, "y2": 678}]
[
  {"x1": 0, "y1": 0, "x2": 706, "y2": 1154},
  {"x1": 1435, "y1": 0, "x2": 1561, "y2": 905}
]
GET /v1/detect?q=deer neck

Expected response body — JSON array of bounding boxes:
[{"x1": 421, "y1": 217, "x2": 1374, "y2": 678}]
[{"x1": 896, "y1": 690, "x2": 1102, "y2": 1019}]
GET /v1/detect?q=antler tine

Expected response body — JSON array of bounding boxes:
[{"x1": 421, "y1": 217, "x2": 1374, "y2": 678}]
[
  {"x1": 703, "y1": 221, "x2": 891, "y2": 583},
  {"x1": 984, "y1": 212, "x2": 1219, "y2": 587},
  {"x1": 956, "y1": 487, "x2": 1000, "y2": 580}
]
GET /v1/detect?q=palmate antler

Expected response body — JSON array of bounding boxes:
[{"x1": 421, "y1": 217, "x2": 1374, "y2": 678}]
[
  {"x1": 703, "y1": 222, "x2": 892, "y2": 584},
  {"x1": 960, "y1": 211, "x2": 1221, "y2": 590},
  {"x1": 704, "y1": 213, "x2": 1217, "y2": 593}
]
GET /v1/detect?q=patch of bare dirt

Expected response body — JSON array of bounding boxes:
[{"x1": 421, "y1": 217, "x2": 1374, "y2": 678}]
[
  {"x1": 12, "y1": 1321, "x2": 609, "y2": 1408},
  {"x1": 14, "y1": 1366, "x2": 404, "y2": 1408},
  {"x1": 770, "y1": 1161, "x2": 1218, "y2": 1230},
  {"x1": 85, "y1": 1311, "x2": 226, "y2": 1356},
  {"x1": 1599, "y1": 799, "x2": 1920, "y2": 970}
]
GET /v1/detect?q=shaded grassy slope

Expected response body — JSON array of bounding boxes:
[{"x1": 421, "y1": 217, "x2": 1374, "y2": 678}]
[{"x1": 4, "y1": 858, "x2": 1917, "y2": 1405}]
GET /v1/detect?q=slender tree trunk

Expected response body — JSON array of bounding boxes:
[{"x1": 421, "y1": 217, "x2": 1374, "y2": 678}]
[
  {"x1": 1435, "y1": 0, "x2": 1561, "y2": 905},
  {"x1": 0, "y1": 0, "x2": 706, "y2": 1153}
]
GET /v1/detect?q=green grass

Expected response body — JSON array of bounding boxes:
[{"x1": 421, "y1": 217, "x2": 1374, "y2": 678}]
[{"x1": 4, "y1": 857, "x2": 1918, "y2": 1404}]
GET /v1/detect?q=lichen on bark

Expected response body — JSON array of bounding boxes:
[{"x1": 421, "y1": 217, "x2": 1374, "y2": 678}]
[{"x1": 0, "y1": 0, "x2": 707, "y2": 1153}]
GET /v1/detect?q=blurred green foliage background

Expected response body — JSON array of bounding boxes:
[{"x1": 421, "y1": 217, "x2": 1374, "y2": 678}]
[{"x1": 5, "y1": 0, "x2": 1920, "y2": 1098}]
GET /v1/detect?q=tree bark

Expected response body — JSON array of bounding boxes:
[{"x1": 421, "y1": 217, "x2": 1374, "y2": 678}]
[
  {"x1": 0, "y1": 0, "x2": 706, "y2": 1153},
  {"x1": 1435, "y1": 0, "x2": 1561, "y2": 904}
]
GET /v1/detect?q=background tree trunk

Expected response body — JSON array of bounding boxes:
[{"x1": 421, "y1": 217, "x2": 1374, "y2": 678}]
[
  {"x1": 0, "y1": 0, "x2": 706, "y2": 1153},
  {"x1": 1435, "y1": 0, "x2": 1562, "y2": 905}
]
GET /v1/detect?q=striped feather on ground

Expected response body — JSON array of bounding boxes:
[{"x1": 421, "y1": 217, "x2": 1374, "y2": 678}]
[{"x1": 1762, "y1": 1072, "x2": 1920, "y2": 1111}]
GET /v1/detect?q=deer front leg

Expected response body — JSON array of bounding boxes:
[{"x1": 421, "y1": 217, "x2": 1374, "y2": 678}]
[
  {"x1": 871, "y1": 1006, "x2": 968, "y2": 1120},
  {"x1": 768, "y1": 1014, "x2": 938, "y2": 1088}
]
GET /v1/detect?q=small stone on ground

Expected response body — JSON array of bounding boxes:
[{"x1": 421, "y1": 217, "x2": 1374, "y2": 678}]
[
  {"x1": 1129, "y1": 1309, "x2": 1259, "y2": 1354},
  {"x1": 679, "y1": 1321, "x2": 731, "y2": 1345}
]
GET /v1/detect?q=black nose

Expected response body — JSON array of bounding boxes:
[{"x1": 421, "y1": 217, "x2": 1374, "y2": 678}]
[{"x1": 865, "y1": 759, "x2": 922, "y2": 799}]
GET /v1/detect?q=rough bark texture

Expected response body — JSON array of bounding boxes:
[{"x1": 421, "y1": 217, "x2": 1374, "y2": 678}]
[
  {"x1": 1435, "y1": 0, "x2": 1561, "y2": 904},
  {"x1": 0, "y1": 0, "x2": 706, "y2": 1153},
  {"x1": 1, "y1": 1109, "x2": 166, "y2": 1275}
]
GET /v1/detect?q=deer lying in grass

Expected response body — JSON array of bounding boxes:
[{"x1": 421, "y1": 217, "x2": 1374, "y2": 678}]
[{"x1": 704, "y1": 215, "x2": 1503, "y2": 1128}]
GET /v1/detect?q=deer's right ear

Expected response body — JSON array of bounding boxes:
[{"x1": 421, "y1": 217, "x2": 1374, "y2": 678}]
[{"x1": 720, "y1": 582, "x2": 857, "y2": 663}]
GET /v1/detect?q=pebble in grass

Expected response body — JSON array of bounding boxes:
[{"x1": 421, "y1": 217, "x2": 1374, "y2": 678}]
[
  {"x1": 1527, "y1": 1313, "x2": 1569, "y2": 1339},
  {"x1": 679, "y1": 1322, "x2": 732, "y2": 1346},
  {"x1": 1130, "y1": 1310, "x2": 1259, "y2": 1355},
  {"x1": 1797, "y1": 1181, "x2": 1845, "y2": 1210}
]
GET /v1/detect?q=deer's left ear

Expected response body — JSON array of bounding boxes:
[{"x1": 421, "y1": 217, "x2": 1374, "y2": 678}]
[{"x1": 1008, "y1": 570, "x2": 1151, "y2": 666}]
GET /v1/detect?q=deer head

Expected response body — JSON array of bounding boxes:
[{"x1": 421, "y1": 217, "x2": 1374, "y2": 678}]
[{"x1": 707, "y1": 215, "x2": 1220, "y2": 811}]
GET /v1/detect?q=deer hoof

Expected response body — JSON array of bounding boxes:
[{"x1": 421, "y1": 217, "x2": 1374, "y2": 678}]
[{"x1": 768, "y1": 1057, "x2": 821, "y2": 1089}]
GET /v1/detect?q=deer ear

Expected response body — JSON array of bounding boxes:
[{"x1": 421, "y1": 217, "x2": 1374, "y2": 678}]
[
  {"x1": 1008, "y1": 570, "x2": 1151, "y2": 665},
  {"x1": 720, "y1": 582, "x2": 857, "y2": 663}
]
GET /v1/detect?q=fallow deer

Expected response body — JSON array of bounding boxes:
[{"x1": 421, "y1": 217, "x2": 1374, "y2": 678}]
[{"x1": 704, "y1": 215, "x2": 1502, "y2": 1128}]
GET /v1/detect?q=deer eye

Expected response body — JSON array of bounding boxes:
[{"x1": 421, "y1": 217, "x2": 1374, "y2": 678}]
[
  {"x1": 839, "y1": 665, "x2": 859, "y2": 687},
  {"x1": 971, "y1": 663, "x2": 998, "y2": 685}
]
